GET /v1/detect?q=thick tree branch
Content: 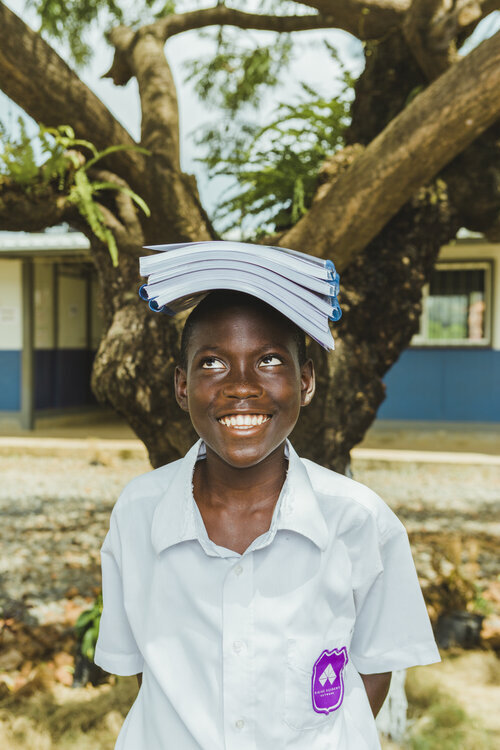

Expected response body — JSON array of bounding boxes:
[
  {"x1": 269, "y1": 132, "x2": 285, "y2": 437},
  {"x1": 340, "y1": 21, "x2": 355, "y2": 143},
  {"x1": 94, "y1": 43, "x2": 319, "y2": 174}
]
[
  {"x1": 403, "y1": 0, "x2": 500, "y2": 79},
  {"x1": 295, "y1": 0, "x2": 410, "y2": 38},
  {"x1": 159, "y1": 6, "x2": 331, "y2": 38},
  {"x1": 282, "y1": 29, "x2": 500, "y2": 271},
  {"x1": 107, "y1": 26, "x2": 180, "y2": 168},
  {"x1": 403, "y1": 0, "x2": 459, "y2": 79},
  {"x1": 0, "y1": 3, "x2": 145, "y2": 191},
  {"x1": 105, "y1": 26, "x2": 213, "y2": 243},
  {"x1": 0, "y1": 179, "x2": 75, "y2": 232},
  {"x1": 439, "y1": 0, "x2": 500, "y2": 45}
]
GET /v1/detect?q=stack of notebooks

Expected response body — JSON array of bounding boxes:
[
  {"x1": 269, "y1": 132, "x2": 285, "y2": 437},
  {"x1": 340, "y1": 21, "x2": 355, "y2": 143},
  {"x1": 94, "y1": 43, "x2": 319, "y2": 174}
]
[{"x1": 139, "y1": 241, "x2": 341, "y2": 350}]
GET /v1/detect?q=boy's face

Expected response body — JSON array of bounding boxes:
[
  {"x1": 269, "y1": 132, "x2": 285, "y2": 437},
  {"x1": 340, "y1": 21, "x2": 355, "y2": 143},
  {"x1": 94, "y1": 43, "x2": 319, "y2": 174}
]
[{"x1": 175, "y1": 303, "x2": 315, "y2": 469}]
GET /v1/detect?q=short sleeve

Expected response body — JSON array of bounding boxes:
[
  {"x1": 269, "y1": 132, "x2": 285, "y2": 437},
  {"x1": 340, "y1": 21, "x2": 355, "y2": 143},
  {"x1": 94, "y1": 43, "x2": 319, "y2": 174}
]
[
  {"x1": 349, "y1": 521, "x2": 440, "y2": 674},
  {"x1": 94, "y1": 521, "x2": 144, "y2": 676}
]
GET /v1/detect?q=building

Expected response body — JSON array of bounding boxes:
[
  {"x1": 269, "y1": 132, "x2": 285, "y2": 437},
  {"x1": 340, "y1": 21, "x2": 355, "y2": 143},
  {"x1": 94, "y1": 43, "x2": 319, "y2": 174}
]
[
  {"x1": 0, "y1": 230, "x2": 499, "y2": 429},
  {"x1": 378, "y1": 232, "x2": 500, "y2": 423},
  {"x1": 0, "y1": 232, "x2": 101, "y2": 428}
]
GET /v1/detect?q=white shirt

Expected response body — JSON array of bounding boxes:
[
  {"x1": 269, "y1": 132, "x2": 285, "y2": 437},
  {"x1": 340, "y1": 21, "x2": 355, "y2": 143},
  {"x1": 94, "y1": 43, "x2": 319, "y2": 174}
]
[{"x1": 95, "y1": 440, "x2": 440, "y2": 750}]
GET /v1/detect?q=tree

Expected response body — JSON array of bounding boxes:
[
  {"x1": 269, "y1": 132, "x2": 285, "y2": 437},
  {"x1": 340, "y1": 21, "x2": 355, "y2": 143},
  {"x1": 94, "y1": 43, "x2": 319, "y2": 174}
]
[{"x1": 0, "y1": 0, "x2": 499, "y2": 472}]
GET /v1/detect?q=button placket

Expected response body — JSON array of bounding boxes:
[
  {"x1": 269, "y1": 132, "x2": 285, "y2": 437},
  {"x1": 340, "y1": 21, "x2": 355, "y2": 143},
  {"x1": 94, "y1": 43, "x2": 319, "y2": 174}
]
[{"x1": 222, "y1": 557, "x2": 255, "y2": 750}]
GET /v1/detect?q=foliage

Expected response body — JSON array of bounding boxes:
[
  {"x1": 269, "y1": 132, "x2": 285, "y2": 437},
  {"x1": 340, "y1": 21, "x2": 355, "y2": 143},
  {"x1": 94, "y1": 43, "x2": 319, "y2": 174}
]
[
  {"x1": 0, "y1": 121, "x2": 150, "y2": 266},
  {"x1": 28, "y1": 0, "x2": 178, "y2": 64},
  {"x1": 0, "y1": 118, "x2": 68, "y2": 188},
  {"x1": 75, "y1": 593, "x2": 103, "y2": 661},
  {"x1": 196, "y1": 60, "x2": 352, "y2": 237},
  {"x1": 184, "y1": 29, "x2": 293, "y2": 112}
]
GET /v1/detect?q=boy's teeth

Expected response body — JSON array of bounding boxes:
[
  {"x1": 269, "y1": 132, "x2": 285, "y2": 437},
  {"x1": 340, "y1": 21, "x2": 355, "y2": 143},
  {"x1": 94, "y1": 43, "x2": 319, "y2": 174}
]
[{"x1": 218, "y1": 414, "x2": 270, "y2": 428}]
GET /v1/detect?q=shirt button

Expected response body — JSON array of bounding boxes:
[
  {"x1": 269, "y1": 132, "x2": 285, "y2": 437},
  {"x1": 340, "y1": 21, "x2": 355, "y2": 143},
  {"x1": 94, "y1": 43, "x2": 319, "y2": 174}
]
[
  {"x1": 233, "y1": 640, "x2": 244, "y2": 654},
  {"x1": 234, "y1": 564, "x2": 243, "y2": 576},
  {"x1": 235, "y1": 719, "x2": 245, "y2": 730}
]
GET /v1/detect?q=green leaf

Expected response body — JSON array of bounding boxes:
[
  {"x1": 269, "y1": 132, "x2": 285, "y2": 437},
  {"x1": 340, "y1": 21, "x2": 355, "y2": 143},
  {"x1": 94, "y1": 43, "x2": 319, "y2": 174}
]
[
  {"x1": 81, "y1": 626, "x2": 97, "y2": 660},
  {"x1": 75, "y1": 608, "x2": 97, "y2": 630},
  {"x1": 84, "y1": 144, "x2": 150, "y2": 171},
  {"x1": 89, "y1": 181, "x2": 151, "y2": 217}
]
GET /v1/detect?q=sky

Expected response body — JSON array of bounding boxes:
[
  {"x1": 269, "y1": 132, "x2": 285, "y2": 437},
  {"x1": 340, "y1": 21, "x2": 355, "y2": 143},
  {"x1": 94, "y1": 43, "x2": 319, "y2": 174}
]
[{"x1": 1, "y1": 2, "x2": 499, "y2": 222}]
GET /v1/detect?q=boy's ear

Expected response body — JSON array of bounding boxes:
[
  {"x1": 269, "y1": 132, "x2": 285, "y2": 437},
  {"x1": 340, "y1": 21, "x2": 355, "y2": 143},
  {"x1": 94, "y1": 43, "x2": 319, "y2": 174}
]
[
  {"x1": 300, "y1": 359, "x2": 315, "y2": 407},
  {"x1": 174, "y1": 366, "x2": 190, "y2": 412}
]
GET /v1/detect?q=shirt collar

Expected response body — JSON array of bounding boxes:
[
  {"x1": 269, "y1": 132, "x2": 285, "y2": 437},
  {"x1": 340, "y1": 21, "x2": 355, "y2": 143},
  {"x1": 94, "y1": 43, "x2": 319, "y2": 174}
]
[
  {"x1": 277, "y1": 442, "x2": 329, "y2": 551},
  {"x1": 151, "y1": 439, "x2": 328, "y2": 555},
  {"x1": 151, "y1": 440, "x2": 203, "y2": 555}
]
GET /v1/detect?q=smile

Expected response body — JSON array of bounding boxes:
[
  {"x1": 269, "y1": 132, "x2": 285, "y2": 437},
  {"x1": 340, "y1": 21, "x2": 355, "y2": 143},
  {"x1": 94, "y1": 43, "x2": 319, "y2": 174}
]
[{"x1": 217, "y1": 414, "x2": 271, "y2": 429}]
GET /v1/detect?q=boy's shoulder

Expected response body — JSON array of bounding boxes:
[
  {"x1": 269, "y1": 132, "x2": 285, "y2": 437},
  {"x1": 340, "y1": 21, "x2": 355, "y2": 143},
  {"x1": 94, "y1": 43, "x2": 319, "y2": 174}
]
[
  {"x1": 298, "y1": 454, "x2": 405, "y2": 542},
  {"x1": 113, "y1": 456, "x2": 185, "y2": 516}
]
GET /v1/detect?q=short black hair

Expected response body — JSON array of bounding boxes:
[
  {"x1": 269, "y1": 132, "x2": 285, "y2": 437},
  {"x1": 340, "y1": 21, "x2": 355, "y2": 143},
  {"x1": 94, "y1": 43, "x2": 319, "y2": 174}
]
[{"x1": 179, "y1": 291, "x2": 307, "y2": 369}]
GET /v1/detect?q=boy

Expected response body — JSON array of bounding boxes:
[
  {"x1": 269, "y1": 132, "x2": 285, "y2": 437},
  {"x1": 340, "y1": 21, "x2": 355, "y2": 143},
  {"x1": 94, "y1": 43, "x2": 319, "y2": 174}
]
[{"x1": 95, "y1": 289, "x2": 440, "y2": 749}]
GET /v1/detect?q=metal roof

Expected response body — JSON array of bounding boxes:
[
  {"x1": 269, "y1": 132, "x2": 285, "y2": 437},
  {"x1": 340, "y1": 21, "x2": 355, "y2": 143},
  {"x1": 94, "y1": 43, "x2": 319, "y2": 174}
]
[{"x1": 0, "y1": 232, "x2": 91, "y2": 257}]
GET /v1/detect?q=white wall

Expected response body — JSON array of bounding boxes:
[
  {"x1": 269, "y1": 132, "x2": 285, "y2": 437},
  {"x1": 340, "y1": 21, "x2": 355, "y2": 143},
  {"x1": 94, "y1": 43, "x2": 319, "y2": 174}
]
[
  {"x1": 439, "y1": 241, "x2": 500, "y2": 350},
  {"x1": 0, "y1": 259, "x2": 22, "y2": 350}
]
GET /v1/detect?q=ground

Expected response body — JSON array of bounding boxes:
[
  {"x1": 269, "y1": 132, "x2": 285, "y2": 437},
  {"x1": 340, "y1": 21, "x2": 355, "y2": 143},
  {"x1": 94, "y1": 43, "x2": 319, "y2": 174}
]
[{"x1": 0, "y1": 423, "x2": 499, "y2": 748}]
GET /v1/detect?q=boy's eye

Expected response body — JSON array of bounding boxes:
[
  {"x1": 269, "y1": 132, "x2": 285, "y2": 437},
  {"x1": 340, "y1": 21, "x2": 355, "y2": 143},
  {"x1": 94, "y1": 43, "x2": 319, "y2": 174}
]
[
  {"x1": 259, "y1": 355, "x2": 283, "y2": 367},
  {"x1": 201, "y1": 356, "x2": 226, "y2": 370}
]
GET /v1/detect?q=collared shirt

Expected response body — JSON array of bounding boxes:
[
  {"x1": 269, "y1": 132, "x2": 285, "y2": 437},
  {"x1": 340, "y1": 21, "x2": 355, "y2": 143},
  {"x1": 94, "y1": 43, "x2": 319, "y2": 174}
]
[{"x1": 95, "y1": 440, "x2": 440, "y2": 750}]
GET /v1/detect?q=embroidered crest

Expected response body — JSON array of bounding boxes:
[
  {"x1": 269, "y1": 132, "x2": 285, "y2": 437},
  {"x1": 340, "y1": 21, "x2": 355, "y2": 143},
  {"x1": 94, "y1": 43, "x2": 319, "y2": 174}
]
[{"x1": 311, "y1": 647, "x2": 348, "y2": 714}]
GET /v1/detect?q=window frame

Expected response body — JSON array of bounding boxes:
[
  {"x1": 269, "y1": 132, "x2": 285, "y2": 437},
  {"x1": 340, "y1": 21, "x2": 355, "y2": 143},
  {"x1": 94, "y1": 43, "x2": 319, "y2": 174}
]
[{"x1": 411, "y1": 260, "x2": 493, "y2": 348}]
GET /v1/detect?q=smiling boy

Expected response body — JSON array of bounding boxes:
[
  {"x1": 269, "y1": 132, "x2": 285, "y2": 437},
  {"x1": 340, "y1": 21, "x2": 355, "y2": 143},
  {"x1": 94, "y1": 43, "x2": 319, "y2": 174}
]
[{"x1": 95, "y1": 290, "x2": 440, "y2": 750}]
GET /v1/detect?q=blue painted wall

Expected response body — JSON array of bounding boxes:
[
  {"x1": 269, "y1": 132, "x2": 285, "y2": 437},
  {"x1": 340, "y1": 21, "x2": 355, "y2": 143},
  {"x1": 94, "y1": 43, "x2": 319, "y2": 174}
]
[
  {"x1": 378, "y1": 348, "x2": 500, "y2": 421},
  {"x1": 35, "y1": 349, "x2": 97, "y2": 409},
  {"x1": 0, "y1": 349, "x2": 97, "y2": 412},
  {"x1": 0, "y1": 351, "x2": 21, "y2": 410}
]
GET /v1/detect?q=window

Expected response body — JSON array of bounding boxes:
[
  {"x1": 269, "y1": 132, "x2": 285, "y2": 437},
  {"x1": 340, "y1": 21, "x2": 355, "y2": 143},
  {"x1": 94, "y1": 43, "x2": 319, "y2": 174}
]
[{"x1": 412, "y1": 262, "x2": 492, "y2": 346}]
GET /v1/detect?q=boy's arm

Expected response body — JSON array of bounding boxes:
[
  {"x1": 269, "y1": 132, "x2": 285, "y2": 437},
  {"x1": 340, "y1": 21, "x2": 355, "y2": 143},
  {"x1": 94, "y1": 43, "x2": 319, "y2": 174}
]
[
  {"x1": 136, "y1": 673, "x2": 142, "y2": 688},
  {"x1": 360, "y1": 672, "x2": 391, "y2": 717}
]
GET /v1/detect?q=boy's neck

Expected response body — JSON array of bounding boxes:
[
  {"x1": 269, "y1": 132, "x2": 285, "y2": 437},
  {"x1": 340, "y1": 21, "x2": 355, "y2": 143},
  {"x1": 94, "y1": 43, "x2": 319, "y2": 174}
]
[{"x1": 193, "y1": 442, "x2": 288, "y2": 513}]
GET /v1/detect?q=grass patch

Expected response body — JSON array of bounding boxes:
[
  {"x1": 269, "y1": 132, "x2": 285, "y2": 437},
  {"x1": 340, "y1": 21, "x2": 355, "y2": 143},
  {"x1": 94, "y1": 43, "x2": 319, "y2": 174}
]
[
  {"x1": 0, "y1": 676, "x2": 137, "y2": 750},
  {"x1": 406, "y1": 665, "x2": 495, "y2": 750}
]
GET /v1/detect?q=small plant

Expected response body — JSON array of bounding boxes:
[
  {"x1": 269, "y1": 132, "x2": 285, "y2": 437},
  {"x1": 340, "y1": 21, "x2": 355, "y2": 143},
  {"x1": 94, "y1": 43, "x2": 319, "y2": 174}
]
[
  {"x1": 75, "y1": 593, "x2": 102, "y2": 662},
  {"x1": 0, "y1": 118, "x2": 67, "y2": 187}
]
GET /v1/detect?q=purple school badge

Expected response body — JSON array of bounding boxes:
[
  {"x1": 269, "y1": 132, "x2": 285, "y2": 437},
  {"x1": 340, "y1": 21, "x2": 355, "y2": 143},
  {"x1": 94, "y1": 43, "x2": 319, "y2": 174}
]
[{"x1": 311, "y1": 647, "x2": 348, "y2": 714}]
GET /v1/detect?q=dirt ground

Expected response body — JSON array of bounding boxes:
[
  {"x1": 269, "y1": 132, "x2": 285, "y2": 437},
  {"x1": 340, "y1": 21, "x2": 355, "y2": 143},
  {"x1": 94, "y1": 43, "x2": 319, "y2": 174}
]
[{"x1": 0, "y1": 427, "x2": 498, "y2": 748}]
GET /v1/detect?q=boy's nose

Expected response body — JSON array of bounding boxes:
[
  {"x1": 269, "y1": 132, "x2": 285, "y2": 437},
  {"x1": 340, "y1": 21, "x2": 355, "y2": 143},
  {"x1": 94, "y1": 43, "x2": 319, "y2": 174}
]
[{"x1": 222, "y1": 368, "x2": 263, "y2": 399}]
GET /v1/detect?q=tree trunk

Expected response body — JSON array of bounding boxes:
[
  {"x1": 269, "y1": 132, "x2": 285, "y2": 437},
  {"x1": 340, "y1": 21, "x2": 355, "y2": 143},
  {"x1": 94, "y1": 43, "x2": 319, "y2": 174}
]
[
  {"x1": 292, "y1": 184, "x2": 458, "y2": 472},
  {"x1": 1, "y1": 3, "x2": 499, "y2": 473}
]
